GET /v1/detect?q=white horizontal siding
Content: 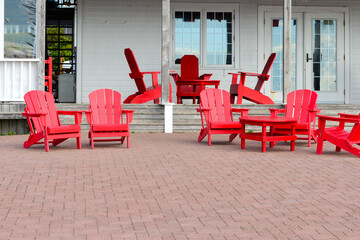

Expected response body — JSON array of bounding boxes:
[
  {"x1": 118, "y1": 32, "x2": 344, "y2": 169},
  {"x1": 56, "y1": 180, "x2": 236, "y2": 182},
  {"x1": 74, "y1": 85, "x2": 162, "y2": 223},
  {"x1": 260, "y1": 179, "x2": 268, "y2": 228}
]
[
  {"x1": 79, "y1": 0, "x2": 360, "y2": 104},
  {"x1": 80, "y1": 0, "x2": 162, "y2": 103},
  {"x1": 0, "y1": 60, "x2": 38, "y2": 101}
]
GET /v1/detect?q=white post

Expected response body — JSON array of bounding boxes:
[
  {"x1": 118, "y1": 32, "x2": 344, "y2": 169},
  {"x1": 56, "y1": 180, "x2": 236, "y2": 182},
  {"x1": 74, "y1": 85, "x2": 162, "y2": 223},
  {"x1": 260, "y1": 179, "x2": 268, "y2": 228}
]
[
  {"x1": 161, "y1": 0, "x2": 174, "y2": 133},
  {"x1": 36, "y1": 0, "x2": 46, "y2": 91},
  {"x1": 283, "y1": 0, "x2": 292, "y2": 103},
  {"x1": 0, "y1": 0, "x2": 4, "y2": 58}
]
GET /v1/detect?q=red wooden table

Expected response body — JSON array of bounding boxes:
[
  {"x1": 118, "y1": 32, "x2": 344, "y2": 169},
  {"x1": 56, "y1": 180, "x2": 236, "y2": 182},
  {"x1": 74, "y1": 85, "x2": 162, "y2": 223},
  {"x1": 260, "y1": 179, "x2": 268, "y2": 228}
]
[{"x1": 239, "y1": 116, "x2": 298, "y2": 152}]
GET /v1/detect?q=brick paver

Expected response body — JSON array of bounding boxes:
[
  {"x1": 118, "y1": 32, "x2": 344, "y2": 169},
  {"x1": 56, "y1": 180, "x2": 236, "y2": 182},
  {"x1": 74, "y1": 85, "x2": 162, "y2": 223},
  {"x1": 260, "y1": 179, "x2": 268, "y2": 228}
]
[{"x1": 0, "y1": 133, "x2": 360, "y2": 239}]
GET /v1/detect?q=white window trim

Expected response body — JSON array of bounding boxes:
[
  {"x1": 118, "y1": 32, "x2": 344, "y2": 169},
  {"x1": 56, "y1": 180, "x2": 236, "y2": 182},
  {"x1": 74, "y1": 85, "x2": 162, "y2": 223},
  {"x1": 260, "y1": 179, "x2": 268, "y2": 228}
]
[
  {"x1": 0, "y1": 0, "x2": 40, "y2": 61},
  {"x1": 171, "y1": 3, "x2": 239, "y2": 70}
]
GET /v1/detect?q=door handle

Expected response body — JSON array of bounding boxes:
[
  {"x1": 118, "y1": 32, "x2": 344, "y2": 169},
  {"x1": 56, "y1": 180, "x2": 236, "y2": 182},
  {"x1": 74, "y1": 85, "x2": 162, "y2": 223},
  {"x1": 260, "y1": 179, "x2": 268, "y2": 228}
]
[{"x1": 306, "y1": 53, "x2": 313, "y2": 62}]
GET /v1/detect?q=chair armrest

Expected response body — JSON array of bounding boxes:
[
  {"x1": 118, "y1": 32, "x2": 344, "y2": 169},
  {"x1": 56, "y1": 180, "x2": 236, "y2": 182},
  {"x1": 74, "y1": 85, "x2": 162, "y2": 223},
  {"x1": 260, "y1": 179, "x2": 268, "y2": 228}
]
[
  {"x1": 169, "y1": 73, "x2": 180, "y2": 82},
  {"x1": 142, "y1": 71, "x2": 161, "y2": 75},
  {"x1": 196, "y1": 108, "x2": 211, "y2": 113},
  {"x1": 317, "y1": 114, "x2": 360, "y2": 124},
  {"x1": 142, "y1": 71, "x2": 160, "y2": 86},
  {"x1": 338, "y1": 113, "x2": 359, "y2": 119},
  {"x1": 57, "y1": 110, "x2": 84, "y2": 124},
  {"x1": 269, "y1": 108, "x2": 285, "y2": 117},
  {"x1": 22, "y1": 112, "x2": 48, "y2": 128},
  {"x1": 22, "y1": 112, "x2": 47, "y2": 117},
  {"x1": 231, "y1": 108, "x2": 250, "y2": 117},
  {"x1": 238, "y1": 71, "x2": 270, "y2": 80},
  {"x1": 122, "y1": 110, "x2": 135, "y2": 123},
  {"x1": 199, "y1": 74, "x2": 212, "y2": 80},
  {"x1": 309, "y1": 109, "x2": 321, "y2": 113}
]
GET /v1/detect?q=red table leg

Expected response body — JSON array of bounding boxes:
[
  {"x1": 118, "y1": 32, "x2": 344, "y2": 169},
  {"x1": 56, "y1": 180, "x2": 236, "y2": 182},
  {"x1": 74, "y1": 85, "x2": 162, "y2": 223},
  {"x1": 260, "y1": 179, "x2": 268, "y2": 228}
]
[
  {"x1": 290, "y1": 124, "x2": 295, "y2": 151},
  {"x1": 241, "y1": 123, "x2": 246, "y2": 149},
  {"x1": 269, "y1": 126, "x2": 274, "y2": 148},
  {"x1": 262, "y1": 125, "x2": 266, "y2": 152}
]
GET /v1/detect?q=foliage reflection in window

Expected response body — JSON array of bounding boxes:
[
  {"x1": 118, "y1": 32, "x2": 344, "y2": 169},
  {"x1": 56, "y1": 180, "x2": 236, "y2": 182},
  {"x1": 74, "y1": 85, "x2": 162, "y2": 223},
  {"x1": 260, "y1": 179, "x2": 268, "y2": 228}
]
[{"x1": 4, "y1": 0, "x2": 36, "y2": 58}]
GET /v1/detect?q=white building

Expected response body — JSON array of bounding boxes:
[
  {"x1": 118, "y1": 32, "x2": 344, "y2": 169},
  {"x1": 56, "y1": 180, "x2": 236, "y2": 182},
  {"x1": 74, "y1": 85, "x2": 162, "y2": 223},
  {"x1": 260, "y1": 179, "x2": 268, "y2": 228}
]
[{"x1": 0, "y1": 0, "x2": 359, "y2": 105}]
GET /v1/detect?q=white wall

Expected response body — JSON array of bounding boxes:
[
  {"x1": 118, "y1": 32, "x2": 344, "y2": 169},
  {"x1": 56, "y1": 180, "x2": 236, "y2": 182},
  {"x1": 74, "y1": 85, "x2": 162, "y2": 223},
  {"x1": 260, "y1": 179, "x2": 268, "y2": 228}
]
[
  {"x1": 79, "y1": 0, "x2": 360, "y2": 104},
  {"x1": 80, "y1": 0, "x2": 162, "y2": 103}
]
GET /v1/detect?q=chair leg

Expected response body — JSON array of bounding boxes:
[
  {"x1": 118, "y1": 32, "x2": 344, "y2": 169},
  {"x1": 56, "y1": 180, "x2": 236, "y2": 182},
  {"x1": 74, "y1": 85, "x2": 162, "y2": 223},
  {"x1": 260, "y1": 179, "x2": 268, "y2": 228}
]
[
  {"x1": 198, "y1": 128, "x2": 208, "y2": 143},
  {"x1": 308, "y1": 133, "x2": 311, "y2": 147},
  {"x1": 90, "y1": 134, "x2": 94, "y2": 149},
  {"x1": 208, "y1": 132, "x2": 211, "y2": 146},
  {"x1": 77, "y1": 136, "x2": 81, "y2": 149},
  {"x1": 336, "y1": 146, "x2": 341, "y2": 152},
  {"x1": 229, "y1": 133, "x2": 238, "y2": 142},
  {"x1": 44, "y1": 135, "x2": 50, "y2": 152}
]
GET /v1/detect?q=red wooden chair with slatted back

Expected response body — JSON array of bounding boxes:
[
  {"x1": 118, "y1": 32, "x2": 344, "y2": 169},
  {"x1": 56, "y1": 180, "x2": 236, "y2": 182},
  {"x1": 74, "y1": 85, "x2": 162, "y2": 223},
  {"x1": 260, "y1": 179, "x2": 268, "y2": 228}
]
[
  {"x1": 170, "y1": 55, "x2": 220, "y2": 104},
  {"x1": 229, "y1": 53, "x2": 276, "y2": 104},
  {"x1": 86, "y1": 89, "x2": 134, "y2": 149},
  {"x1": 269, "y1": 89, "x2": 320, "y2": 147},
  {"x1": 316, "y1": 113, "x2": 360, "y2": 157},
  {"x1": 124, "y1": 48, "x2": 171, "y2": 104},
  {"x1": 197, "y1": 88, "x2": 249, "y2": 146},
  {"x1": 22, "y1": 90, "x2": 83, "y2": 152}
]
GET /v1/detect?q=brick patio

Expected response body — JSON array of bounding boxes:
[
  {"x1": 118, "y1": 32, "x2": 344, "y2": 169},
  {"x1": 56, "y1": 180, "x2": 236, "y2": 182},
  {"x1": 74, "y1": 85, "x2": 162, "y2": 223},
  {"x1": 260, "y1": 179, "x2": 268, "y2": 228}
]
[{"x1": 0, "y1": 133, "x2": 360, "y2": 240}]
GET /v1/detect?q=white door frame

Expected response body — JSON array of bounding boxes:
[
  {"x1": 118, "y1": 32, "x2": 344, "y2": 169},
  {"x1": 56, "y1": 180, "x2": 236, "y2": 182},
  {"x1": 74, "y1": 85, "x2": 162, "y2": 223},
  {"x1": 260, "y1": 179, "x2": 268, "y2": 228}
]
[{"x1": 258, "y1": 6, "x2": 350, "y2": 104}]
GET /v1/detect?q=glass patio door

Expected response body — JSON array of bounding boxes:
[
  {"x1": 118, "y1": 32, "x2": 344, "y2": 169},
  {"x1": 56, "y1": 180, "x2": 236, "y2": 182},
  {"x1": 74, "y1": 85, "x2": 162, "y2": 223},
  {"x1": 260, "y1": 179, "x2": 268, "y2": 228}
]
[
  {"x1": 304, "y1": 13, "x2": 345, "y2": 103},
  {"x1": 264, "y1": 12, "x2": 303, "y2": 102},
  {"x1": 264, "y1": 11, "x2": 345, "y2": 103}
]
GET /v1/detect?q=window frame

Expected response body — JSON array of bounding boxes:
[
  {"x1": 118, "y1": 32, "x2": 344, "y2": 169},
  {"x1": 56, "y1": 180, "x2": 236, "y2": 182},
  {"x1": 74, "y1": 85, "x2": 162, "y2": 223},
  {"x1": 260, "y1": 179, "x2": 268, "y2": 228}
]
[
  {"x1": 171, "y1": 3, "x2": 239, "y2": 69},
  {"x1": 1, "y1": 0, "x2": 38, "y2": 59}
]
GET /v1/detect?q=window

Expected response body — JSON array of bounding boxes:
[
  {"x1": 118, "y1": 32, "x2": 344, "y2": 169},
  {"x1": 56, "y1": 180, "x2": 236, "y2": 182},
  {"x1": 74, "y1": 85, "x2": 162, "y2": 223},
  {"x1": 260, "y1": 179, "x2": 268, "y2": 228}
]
[
  {"x1": 173, "y1": 6, "x2": 235, "y2": 66},
  {"x1": 4, "y1": 0, "x2": 37, "y2": 58}
]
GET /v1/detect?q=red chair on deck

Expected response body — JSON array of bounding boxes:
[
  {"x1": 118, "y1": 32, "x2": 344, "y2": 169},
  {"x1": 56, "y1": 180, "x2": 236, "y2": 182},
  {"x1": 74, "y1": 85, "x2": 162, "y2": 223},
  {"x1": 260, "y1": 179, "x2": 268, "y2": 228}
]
[
  {"x1": 86, "y1": 89, "x2": 134, "y2": 149},
  {"x1": 229, "y1": 53, "x2": 276, "y2": 104},
  {"x1": 197, "y1": 88, "x2": 249, "y2": 146},
  {"x1": 170, "y1": 55, "x2": 220, "y2": 104},
  {"x1": 22, "y1": 90, "x2": 82, "y2": 152},
  {"x1": 124, "y1": 48, "x2": 171, "y2": 104},
  {"x1": 269, "y1": 89, "x2": 320, "y2": 147},
  {"x1": 317, "y1": 113, "x2": 360, "y2": 157}
]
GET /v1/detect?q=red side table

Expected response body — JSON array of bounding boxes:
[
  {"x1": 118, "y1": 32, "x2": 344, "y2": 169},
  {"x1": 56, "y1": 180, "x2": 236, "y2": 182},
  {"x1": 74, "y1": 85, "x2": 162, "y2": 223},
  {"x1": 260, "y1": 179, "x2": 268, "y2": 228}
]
[{"x1": 239, "y1": 116, "x2": 298, "y2": 152}]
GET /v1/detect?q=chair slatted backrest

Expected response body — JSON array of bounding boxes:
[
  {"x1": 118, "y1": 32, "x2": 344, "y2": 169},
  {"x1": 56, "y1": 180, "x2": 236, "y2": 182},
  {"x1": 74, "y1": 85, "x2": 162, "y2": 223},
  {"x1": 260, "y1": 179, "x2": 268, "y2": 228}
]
[
  {"x1": 124, "y1": 48, "x2": 147, "y2": 93},
  {"x1": 284, "y1": 89, "x2": 318, "y2": 124},
  {"x1": 24, "y1": 90, "x2": 60, "y2": 131},
  {"x1": 200, "y1": 88, "x2": 233, "y2": 123},
  {"x1": 181, "y1": 55, "x2": 199, "y2": 80},
  {"x1": 89, "y1": 89, "x2": 123, "y2": 125},
  {"x1": 254, "y1": 53, "x2": 276, "y2": 91}
]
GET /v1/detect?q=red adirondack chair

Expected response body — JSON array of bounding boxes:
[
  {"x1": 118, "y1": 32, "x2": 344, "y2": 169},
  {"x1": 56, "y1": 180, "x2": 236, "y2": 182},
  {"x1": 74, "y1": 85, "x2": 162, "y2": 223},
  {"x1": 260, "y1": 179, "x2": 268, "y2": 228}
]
[
  {"x1": 316, "y1": 113, "x2": 360, "y2": 157},
  {"x1": 86, "y1": 89, "x2": 134, "y2": 149},
  {"x1": 22, "y1": 90, "x2": 83, "y2": 152},
  {"x1": 269, "y1": 89, "x2": 320, "y2": 147},
  {"x1": 170, "y1": 55, "x2": 220, "y2": 104},
  {"x1": 229, "y1": 53, "x2": 276, "y2": 104},
  {"x1": 124, "y1": 48, "x2": 171, "y2": 104},
  {"x1": 197, "y1": 88, "x2": 249, "y2": 146}
]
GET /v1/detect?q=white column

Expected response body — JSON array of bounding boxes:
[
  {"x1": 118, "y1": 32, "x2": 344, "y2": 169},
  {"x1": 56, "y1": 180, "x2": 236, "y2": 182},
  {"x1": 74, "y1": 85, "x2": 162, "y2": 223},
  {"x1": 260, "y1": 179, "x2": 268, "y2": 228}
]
[
  {"x1": 283, "y1": 0, "x2": 292, "y2": 103},
  {"x1": 36, "y1": 0, "x2": 46, "y2": 91},
  {"x1": 161, "y1": 0, "x2": 174, "y2": 133}
]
